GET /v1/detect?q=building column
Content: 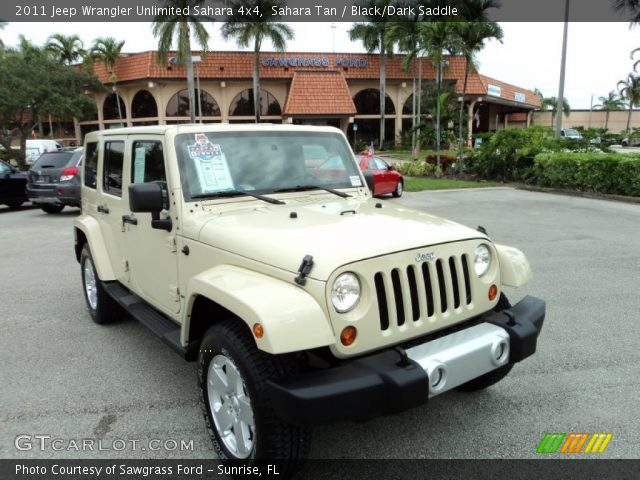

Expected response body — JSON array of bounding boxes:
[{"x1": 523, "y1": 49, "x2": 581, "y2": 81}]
[
  {"x1": 340, "y1": 117, "x2": 350, "y2": 134},
  {"x1": 527, "y1": 110, "x2": 533, "y2": 127},
  {"x1": 466, "y1": 99, "x2": 478, "y2": 147},
  {"x1": 220, "y1": 81, "x2": 228, "y2": 123},
  {"x1": 125, "y1": 89, "x2": 133, "y2": 127},
  {"x1": 394, "y1": 115, "x2": 402, "y2": 146},
  {"x1": 73, "y1": 117, "x2": 81, "y2": 144},
  {"x1": 96, "y1": 94, "x2": 105, "y2": 130}
]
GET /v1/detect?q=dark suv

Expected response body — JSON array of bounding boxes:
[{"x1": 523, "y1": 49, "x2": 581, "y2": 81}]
[
  {"x1": 0, "y1": 159, "x2": 28, "y2": 208},
  {"x1": 27, "y1": 148, "x2": 83, "y2": 214}
]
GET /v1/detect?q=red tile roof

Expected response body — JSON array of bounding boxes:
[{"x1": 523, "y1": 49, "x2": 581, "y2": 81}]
[
  {"x1": 477, "y1": 74, "x2": 541, "y2": 108},
  {"x1": 283, "y1": 71, "x2": 356, "y2": 115},
  {"x1": 92, "y1": 51, "x2": 540, "y2": 109}
]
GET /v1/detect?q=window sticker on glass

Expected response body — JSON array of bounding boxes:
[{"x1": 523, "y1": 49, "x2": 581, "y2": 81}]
[
  {"x1": 188, "y1": 133, "x2": 233, "y2": 193},
  {"x1": 134, "y1": 147, "x2": 146, "y2": 183},
  {"x1": 349, "y1": 175, "x2": 362, "y2": 187}
]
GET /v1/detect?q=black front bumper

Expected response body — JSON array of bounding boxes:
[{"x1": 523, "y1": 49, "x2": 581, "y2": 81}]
[{"x1": 267, "y1": 295, "x2": 545, "y2": 425}]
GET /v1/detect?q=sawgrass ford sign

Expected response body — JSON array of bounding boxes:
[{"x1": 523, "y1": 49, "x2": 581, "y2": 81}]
[{"x1": 262, "y1": 56, "x2": 367, "y2": 68}]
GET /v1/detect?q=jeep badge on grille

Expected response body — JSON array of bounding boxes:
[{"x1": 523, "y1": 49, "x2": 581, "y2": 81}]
[{"x1": 415, "y1": 252, "x2": 435, "y2": 262}]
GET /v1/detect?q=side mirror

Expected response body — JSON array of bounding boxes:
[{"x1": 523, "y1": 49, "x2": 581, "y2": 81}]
[
  {"x1": 387, "y1": 164, "x2": 395, "y2": 171},
  {"x1": 128, "y1": 183, "x2": 172, "y2": 232},
  {"x1": 129, "y1": 182, "x2": 163, "y2": 213},
  {"x1": 363, "y1": 170, "x2": 375, "y2": 191}
]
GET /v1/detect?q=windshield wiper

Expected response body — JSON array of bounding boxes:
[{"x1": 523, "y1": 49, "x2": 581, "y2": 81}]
[
  {"x1": 192, "y1": 190, "x2": 285, "y2": 205},
  {"x1": 272, "y1": 185, "x2": 352, "y2": 199}
]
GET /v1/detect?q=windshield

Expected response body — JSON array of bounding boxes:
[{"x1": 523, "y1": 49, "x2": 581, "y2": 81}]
[{"x1": 175, "y1": 131, "x2": 361, "y2": 201}]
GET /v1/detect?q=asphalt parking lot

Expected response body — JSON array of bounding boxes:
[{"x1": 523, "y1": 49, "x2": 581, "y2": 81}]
[{"x1": 1, "y1": 188, "x2": 639, "y2": 461}]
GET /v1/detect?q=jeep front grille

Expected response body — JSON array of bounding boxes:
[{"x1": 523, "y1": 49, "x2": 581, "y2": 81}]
[{"x1": 373, "y1": 254, "x2": 472, "y2": 331}]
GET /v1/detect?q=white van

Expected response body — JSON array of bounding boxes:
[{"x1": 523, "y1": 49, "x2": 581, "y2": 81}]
[{"x1": 26, "y1": 139, "x2": 63, "y2": 165}]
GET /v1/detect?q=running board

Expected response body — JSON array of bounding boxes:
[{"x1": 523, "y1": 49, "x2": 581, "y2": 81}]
[{"x1": 102, "y1": 281, "x2": 190, "y2": 358}]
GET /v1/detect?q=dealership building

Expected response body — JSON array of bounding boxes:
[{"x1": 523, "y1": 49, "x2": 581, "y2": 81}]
[{"x1": 80, "y1": 50, "x2": 541, "y2": 145}]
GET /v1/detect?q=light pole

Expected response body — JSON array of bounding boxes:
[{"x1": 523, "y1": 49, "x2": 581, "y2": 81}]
[
  {"x1": 331, "y1": 23, "x2": 336, "y2": 53},
  {"x1": 192, "y1": 55, "x2": 202, "y2": 124},
  {"x1": 555, "y1": 0, "x2": 570, "y2": 139}
]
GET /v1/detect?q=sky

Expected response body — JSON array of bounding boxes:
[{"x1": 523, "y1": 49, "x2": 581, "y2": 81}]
[{"x1": 2, "y1": 21, "x2": 639, "y2": 109}]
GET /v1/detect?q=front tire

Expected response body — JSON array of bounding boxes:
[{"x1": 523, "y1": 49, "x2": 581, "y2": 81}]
[
  {"x1": 41, "y1": 204, "x2": 64, "y2": 214},
  {"x1": 80, "y1": 245, "x2": 122, "y2": 324},
  {"x1": 392, "y1": 180, "x2": 403, "y2": 198},
  {"x1": 199, "y1": 319, "x2": 309, "y2": 474}
]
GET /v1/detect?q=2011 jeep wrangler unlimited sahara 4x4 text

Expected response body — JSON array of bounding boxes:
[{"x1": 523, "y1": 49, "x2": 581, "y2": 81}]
[{"x1": 74, "y1": 125, "x2": 545, "y2": 473}]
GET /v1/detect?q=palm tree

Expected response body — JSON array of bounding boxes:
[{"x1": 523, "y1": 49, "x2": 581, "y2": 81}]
[
  {"x1": 618, "y1": 73, "x2": 640, "y2": 132},
  {"x1": 17, "y1": 34, "x2": 44, "y2": 61},
  {"x1": 349, "y1": 0, "x2": 395, "y2": 149},
  {"x1": 594, "y1": 91, "x2": 625, "y2": 130},
  {"x1": 414, "y1": 21, "x2": 459, "y2": 171},
  {"x1": 612, "y1": 0, "x2": 640, "y2": 23},
  {"x1": 91, "y1": 37, "x2": 126, "y2": 123},
  {"x1": 454, "y1": 14, "x2": 502, "y2": 169},
  {"x1": 46, "y1": 33, "x2": 85, "y2": 65},
  {"x1": 152, "y1": 0, "x2": 212, "y2": 124},
  {"x1": 539, "y1": 94, "x2": 570, "y2": 127},
  {"x1": 0, "y1": 22, "x2": 7, "y2": 51},
  {"x1": 221, "y1": 0, "x2": 293, "y2": 123},
  {"x1": 387, "y1": 16, "x2": 422, "y2": 158}
]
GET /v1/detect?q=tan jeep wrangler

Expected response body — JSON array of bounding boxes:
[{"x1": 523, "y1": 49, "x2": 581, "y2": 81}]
[{"x1": 74, "y1": 124, "x2": 544, "y2": 471}]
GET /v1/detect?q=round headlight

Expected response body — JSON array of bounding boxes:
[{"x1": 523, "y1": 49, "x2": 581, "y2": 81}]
[
  {"x1": 474, "y1": 244, "x2": 491, "y2": 277},
  {"x1": 331, "y1": 272, "x2": 361, "y2": 313}
]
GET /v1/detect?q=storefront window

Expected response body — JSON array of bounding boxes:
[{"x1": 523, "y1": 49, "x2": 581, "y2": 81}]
[
  {"x1": 229, "y1": 89, "x2": 281, "y2": 116},
  {"x1": 103, "y1": 93, "x2": 127, "y2": 120},
  {"x1": 131, "y1": 90, "x2": 158, "y2": 118},
  {"x1": 353, "y1": 89, "x2": 395, "y2": 115},
  {"x1": 166, "y1": 89, "x2": 221, "y2": 117}
]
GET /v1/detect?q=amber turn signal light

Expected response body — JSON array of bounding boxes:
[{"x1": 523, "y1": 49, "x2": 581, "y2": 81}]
[
  {"x1": 340, "y1": 326, "x2": 357, "y2": 346},
  {"x1": 252, "y1": 323, "x2": 264, "y2": 339},
  {"x1": 488, "y1": 284, "x2": 498, "y2": 301}
]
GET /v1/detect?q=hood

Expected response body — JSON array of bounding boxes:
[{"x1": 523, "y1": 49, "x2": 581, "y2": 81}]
[{"x1": 194, "y1": 197, "x2": 486, "y2": 281}]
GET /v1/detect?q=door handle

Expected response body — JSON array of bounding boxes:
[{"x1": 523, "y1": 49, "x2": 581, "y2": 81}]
[
  {"x1": 122, "y1": 214, "x2": 138, "y2": 226},
  {"x1": 97, "y1": 205, "x2": 109, "y2": 214}
]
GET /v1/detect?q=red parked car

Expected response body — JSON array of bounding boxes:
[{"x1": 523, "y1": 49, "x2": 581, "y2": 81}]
[{"x1": 357, "y1": 155, "x2": 404, "y2": 197}]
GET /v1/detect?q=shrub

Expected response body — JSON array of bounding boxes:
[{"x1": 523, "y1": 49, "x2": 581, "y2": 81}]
[
  {"x1": 393, "y1": 161, "x2": 435, "y2": 177},
  {"x1": 474, "y1": 125, "x2": 558, "y2": 181},
  {"x1": 534, "y1": 151, "x2": 640, "y2": 196}
]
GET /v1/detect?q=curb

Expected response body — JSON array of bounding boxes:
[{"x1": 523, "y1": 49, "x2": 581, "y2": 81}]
[{"x1": 513, "y1": 184, "x2": 640, "y2": 205}]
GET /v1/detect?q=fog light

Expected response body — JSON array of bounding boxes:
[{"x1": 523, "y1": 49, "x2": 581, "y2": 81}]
[
  {"x1": 491, "y1": 340, "x2": 509, "y2": 366},
  {"x1": 488, "y1": 284, "x2": 498, "y2": 301},
  {"x1": 252, "y1": 323, "x2": 264, "y2": 339},
  {"x1": 340, "y1": 326, "x2": 357, "y2": 346},
  {"x1": 430, "y1": 366, "x2": 445, "y2": 389}
]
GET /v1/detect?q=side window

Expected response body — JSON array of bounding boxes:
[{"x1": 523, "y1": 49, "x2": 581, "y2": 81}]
[
  {"x1": 131, "y1": 141, "x2": 166, "y2": 184},
  {"x1": 84, "y1": 142, "x2": 99, "y2": 188},
  {"x1": 0, "y1": 162, "x2": 10, "y2": 174},
  {"x1": 103, "y1": 141, "x2": 124, "y2": 197},
  {"x1": 375, "y1": 158, "x2": 388, "y2": 170}
]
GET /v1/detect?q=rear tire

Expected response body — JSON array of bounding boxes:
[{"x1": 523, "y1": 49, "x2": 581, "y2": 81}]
[
  {"x1": 80, "y1": 245, "x2": 122, "y2": 324},
  {"x1": 457, "y1": 292, "x2": 514, "y2": 392},
  {"x1": 41, "y1": 204, "x2": 64, "y2": 214},
  {"x1": 199, "y1": 319, "x2": 310, "y2": 475}
]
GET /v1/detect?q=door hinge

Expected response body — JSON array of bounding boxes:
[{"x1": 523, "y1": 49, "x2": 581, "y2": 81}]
[
  {"x1": 167, "y1": 236, "x2": 177, "y2": 253},
  {"x1": 122, "y1": 260, "x2": 129, "y2": 272},
  {"x1": 169, "y1": 285, "x2": 180, "y2": 302}
]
